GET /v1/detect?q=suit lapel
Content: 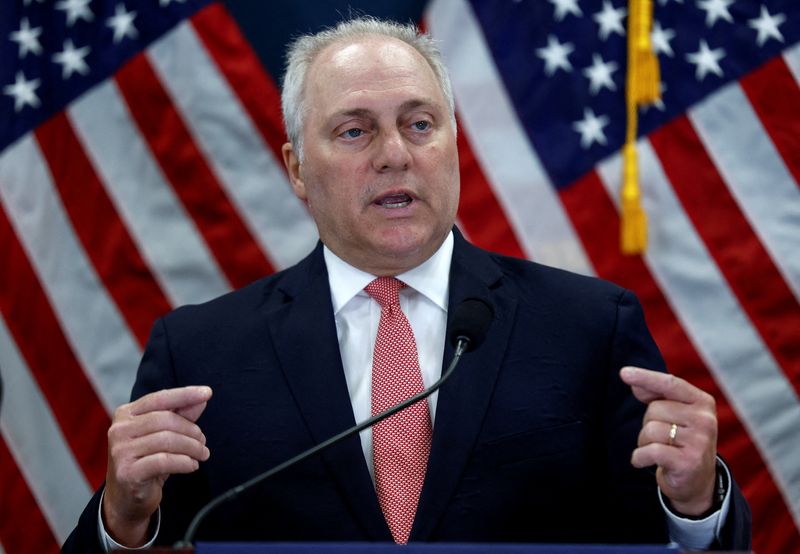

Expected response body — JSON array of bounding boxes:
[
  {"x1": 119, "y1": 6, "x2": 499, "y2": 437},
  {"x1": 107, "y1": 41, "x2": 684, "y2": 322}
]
[
  {"x1": 262, "y1": 245, "x2": 391, "y2": 540},
  {"x1": 412, "y1": 230, "x2": 518, "y2": 540}
]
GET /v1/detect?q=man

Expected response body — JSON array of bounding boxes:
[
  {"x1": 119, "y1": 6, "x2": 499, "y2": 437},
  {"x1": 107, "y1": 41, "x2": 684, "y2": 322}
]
[{"x1": 63, "y1": 17, "x2": 750, "y2": 551}]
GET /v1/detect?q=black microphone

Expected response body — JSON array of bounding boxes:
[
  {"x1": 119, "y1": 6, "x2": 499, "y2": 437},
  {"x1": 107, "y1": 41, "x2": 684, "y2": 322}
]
[
  {"x1": 447, "y1": 298, "x2": 493, "y2": 352},
  {"x1": 175, "y1": 298, "x2": 493, "y2": 547}
]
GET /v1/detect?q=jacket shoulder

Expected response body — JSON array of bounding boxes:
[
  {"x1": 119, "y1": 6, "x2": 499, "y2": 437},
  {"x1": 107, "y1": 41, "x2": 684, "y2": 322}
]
[
  {"x1": 487, "y1": 251, "x2": 629, "y2": 308},
  {"x1": 161, "y1": 244, "x2": 323, "y2": 330}
]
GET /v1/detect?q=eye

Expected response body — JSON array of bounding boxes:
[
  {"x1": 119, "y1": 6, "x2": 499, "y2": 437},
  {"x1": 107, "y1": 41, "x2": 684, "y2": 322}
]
[
  {"x1": 340, "y1": 128, "x2": 364, "y2": 139},
  {"x1": 412, "y1": 120, "x2": 431, "y2": 131}
]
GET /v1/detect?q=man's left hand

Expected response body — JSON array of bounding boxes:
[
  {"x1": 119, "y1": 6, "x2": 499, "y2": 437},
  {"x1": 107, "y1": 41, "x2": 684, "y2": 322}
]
[{"x1": 620, "y1": 366, "x2": 718, "y2": 517}]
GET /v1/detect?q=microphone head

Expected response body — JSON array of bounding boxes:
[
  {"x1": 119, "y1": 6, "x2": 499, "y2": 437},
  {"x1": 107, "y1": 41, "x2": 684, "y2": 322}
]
[{"x1": 448, "y1": 298, "x2": 494, "y2": 352}]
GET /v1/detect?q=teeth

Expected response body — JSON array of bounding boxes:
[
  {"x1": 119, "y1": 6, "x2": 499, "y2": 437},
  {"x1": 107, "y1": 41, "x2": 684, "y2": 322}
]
[
  {"x1": 378, "y1": 194, "x2": 412, "y2": 208},
  {"x1": 384, "y1": 199, "x2": 411, "y2": 208}
]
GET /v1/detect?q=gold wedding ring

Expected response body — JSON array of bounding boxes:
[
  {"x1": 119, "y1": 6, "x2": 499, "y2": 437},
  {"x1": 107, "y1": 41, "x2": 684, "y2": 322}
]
[{"x1": 668, "y1": 423, "x2": 678, "y2": 446}]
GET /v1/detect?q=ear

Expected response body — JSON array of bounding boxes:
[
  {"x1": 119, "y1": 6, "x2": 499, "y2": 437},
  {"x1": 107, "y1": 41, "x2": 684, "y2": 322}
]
[{"x1": 282, "y1": 142, "x2": 307, "y2": 201}]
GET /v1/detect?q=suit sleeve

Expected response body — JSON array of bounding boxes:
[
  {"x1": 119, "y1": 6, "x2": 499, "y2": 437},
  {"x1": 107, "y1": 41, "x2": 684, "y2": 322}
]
[
  {"x1": 597, "y1": 289, "x2": 669, "y2": 543},
  {"x1": 716, "y1": 464, "x2": 752, "y2": 550},
  {"x1": 607, "y1": 290, "x2": 751, "y2": 550},
  {"x1": 61, "y1": 318, "x2": 181, "y2": 553}
]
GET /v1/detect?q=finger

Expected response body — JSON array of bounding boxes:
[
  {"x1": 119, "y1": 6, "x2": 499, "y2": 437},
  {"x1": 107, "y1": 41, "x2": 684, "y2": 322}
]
[
  {"x1": 630, "y1": 442, "x2": 678, "y2": 469},
  {"x1": 641, "y1": 400, "x2": 698, "y2": 428},
  {"x1": 638, "y1": 420, "x2": 685, "y2": 448},
  {"x1": 111, "y1": 434, "x2": 210, "y2": 485},
  {"x1": 125, "y1": 430, "x2": 210, "y2": 463},
  {"x1": 111, "y1": 410, "x2": 206, "y2": 443},
  {"x1": 122, "y1": 452, "x2": 203, "y2": 483},
  {"x1": 627, "y1": 384, "x2": 664, "y2": 405},
  {"x1": 620, "y1": 367, "x2": 704, "y2": 404},
  {"x1": 176, "y1": 400, "x2": 208, "y2": 423},
  {"x1": 129, "y1": 386, "x2": 212, "y2": 417},
  {"x1": 632, "y1": 443, "x2": 716, "y2": 488},
  {"x1": 642, "y1": 401, "x2": 717, "y2": 439}
]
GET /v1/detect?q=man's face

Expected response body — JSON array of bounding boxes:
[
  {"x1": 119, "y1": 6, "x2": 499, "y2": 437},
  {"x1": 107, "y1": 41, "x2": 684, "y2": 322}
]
[{"x1": 283, "y1": 36, "x2": 460, "y2": 276}]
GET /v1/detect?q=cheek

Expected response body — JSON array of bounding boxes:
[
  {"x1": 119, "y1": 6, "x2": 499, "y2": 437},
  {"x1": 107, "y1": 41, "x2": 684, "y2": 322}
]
[
  {"x1": 424, "y1": 138, "x2": 458, "y2": 173},
  {"x1": 428, "y1": 147, "x2": 460, "y2": 198},
  {"x1": 302, "y1": 173, "x2": 357, "y2": 218}
]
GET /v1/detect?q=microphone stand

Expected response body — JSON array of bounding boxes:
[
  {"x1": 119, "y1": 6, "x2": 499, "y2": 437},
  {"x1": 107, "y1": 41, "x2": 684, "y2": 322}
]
[{"x1": 175, "y1": 338, "x2": 470, "y2": 547}]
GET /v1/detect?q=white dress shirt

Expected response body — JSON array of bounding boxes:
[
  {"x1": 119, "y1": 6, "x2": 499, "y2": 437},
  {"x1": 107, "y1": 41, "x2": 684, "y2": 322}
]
[
  {"x1": 325, "y1": 232, "x2": 453, "y2": 479},
  {"x1": 101, "y1": 230, "x2": 726, "y2": 549}
]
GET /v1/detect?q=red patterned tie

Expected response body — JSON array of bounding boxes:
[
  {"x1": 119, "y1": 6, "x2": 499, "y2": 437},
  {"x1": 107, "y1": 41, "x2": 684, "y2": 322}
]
[{"x1": 365, "y1": 277, "x2": 432, "y2": 544}]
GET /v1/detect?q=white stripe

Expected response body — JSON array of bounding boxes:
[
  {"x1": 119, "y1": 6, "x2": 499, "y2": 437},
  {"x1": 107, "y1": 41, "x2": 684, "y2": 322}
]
[
  {"x1": 783, "y1": 42, "x2": 800, "y2": 85},
  {"x1": 426, "y1": 0, "x2": 593, "y2": 276},
  {"x1": 689, "y1": 83, "x2": 800, "y2": 299},
  {"x1": 69, "y1": 81, "x2": 230, "y2": 306},
  {"x1": 0, "y1": 541, "x2": 5, "y2": 554},
  {"x1": 0, "y1": 136, "x2": 139, "y2": 412},
  {"x1": 597, "y1": 143, "x2": 800, "y2": 529},
  {"x1": 147, "y1": 22, "x2": 318, "y2": 271},
  {"x1": 0, "y1": 315, "x2": 93, "y2": 543}
]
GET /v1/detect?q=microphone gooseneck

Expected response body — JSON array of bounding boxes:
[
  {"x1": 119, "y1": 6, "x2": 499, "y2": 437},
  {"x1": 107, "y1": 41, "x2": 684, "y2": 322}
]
[{"x1": 175, "y1": 298, "x2": 493, "y2": 547}]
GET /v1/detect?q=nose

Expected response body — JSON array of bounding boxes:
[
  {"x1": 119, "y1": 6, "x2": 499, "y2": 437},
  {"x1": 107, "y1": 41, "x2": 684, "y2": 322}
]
[{"x1": 372, "y1": 128, "x2": 411, "y2": 172}]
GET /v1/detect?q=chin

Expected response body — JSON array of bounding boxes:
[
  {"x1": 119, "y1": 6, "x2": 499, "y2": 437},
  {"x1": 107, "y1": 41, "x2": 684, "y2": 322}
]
[{"x1": 375, "y1": 228, "x2": 441, "y2": 261}]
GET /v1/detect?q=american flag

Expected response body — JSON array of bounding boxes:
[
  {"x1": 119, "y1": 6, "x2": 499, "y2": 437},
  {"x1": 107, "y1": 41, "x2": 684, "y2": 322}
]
[{"x1": 0, "y1": 0, "x2": 798, "y2": 552}]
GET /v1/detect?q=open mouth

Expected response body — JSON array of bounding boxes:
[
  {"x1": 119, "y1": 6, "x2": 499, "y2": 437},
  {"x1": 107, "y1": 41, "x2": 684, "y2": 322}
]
[{"x1": 375, "y1": 193, "x2": 413, "y2": 209}]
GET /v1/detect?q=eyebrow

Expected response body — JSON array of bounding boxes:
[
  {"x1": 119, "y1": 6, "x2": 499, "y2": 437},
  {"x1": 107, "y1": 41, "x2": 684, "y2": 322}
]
[{"x1": 330, "y1": 99, "x2": 442, "y2": 121}]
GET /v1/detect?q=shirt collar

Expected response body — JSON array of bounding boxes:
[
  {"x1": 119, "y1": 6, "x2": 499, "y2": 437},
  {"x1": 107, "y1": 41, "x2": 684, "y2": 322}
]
[{"x1": 324, "y1": 231, "x2": 454, "y2": 314}]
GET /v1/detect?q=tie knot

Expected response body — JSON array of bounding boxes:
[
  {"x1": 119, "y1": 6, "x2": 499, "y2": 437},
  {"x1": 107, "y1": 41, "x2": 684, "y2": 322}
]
[{"x1": 365, "y1": 277, "x2": 404, "y2": 308}]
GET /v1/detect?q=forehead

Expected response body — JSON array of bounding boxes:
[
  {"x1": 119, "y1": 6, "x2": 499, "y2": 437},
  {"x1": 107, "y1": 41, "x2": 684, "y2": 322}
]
[{"x1": 305, "y1": 36, "x2": 444, "y2": 114}]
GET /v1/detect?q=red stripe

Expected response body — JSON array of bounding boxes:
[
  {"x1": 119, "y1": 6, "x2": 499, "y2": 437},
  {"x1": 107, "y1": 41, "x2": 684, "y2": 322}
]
[
  {"x1": 34, "y1": 113, "x2": 172, "y2": 347},
  {"x1": 0, "y1": 203, "x2": 108, "y2": 488},
  {"x1": 559, "y1": 170, "x2": 800, "y2": 554},
  {"x1": 114, "y1": 54, "x2": 275, "y2": 289},
  {"x1": 456, "y1": 121, "x2": 526, "y2": 258},
  {"x1": 740, "y1": 55, "x2": 800, "y2": 189},
  {"x1": 649, "y1": 116, "x2": 800, "y2": 391},
  {"x1": 0, "y1": 437, "x2": 60, "y2": 553},
  {"x1": 191, "y1": 3, "x2": 287, "y2": 165}
]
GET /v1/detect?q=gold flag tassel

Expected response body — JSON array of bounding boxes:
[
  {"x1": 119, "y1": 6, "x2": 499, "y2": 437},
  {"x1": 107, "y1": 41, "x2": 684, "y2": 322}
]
[{"x1": 622, "y1": 0, "x2": 661, "y2": 254}]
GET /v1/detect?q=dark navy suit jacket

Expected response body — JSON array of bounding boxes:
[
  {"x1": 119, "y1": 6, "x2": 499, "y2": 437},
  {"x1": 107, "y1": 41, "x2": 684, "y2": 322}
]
[{"x1": 63, "y1": 230, "x2": 751, "y2": 551}]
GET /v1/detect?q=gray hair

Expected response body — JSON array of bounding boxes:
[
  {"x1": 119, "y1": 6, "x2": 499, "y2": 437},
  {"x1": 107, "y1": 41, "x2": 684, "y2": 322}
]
[{"x1": 281, "y1": 16, "x2": 456, "y2": 160}]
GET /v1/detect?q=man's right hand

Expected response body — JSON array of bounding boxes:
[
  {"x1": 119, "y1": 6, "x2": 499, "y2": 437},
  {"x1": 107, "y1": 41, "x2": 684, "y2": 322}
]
[{"x1": 102, "y1": 386, "x2": 212, "y2": 546}]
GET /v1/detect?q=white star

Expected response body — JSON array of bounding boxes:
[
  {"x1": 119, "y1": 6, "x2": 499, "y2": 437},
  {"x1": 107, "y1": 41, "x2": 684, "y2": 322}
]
[
  {"x1": 748, "y1": 6, "x2": 786, "y2": 47},
  {"x1": 583, "y1": 53, "x2": 618, "y2": 94},
  {"x1": 107, "y1": 4, "x2": 139, "y2": 43},
  {"x1": 651, "y1": 21, "x2": 676, "y2": 57},
  {"x1": 593, "y1": 1, "x2": 627, "y2": 41},
  {"x1": 536, "y1": 35, "x2": 575, "y2": 76},
  {"x1": 3, "y1": 71, "x2": 41, "y2": 112},
  {"x1": 686, "y1": 39, "x2": 726, "y2": 80},
  {"x1": 9, "y1": 18, "x2": 43, "y2": 58},
  {"x1": 55, "y1": 0, "x2": 94, "y2": 27},
  {"x1": 549, "y1": 0, "x2": 582, "y2": 21},
  {"x1": 573, "y1": 108, "x2": 610, "y2": 148},
  {"x1": 697, "y1": 0, "x2": 735, "y2": 28},
  {"x1": 52, "y1": 39, "x2": 91, "y2": 79}
]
